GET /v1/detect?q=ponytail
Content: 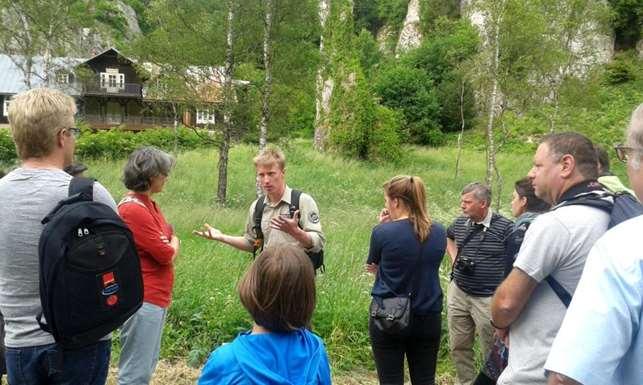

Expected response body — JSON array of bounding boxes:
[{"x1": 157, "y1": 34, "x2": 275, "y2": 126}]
[{"x1": 383, "y1": 175, "x2": 432, "y2": 242}]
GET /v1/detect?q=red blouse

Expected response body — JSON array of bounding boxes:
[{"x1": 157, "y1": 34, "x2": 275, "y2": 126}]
[{"x1": 118, "y1": 193, "x2": 175, "y2": 308}]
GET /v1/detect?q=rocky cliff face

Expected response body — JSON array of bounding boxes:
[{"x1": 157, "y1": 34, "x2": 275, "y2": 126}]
[{"x1": 395, "y1": 0, "x2": 423, "y2": 56}]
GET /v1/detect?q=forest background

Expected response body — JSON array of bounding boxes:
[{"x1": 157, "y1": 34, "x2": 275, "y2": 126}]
[{"x1": 0, "y1": 0, "x2": 641, "y2": 382}]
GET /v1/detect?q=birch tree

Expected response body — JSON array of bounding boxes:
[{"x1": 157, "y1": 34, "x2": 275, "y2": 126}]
[
  {"x1": 0, "y1": 0, "x2": 86, "y2": 88},
  {"x1": 258, "y1": 0, "x2": 274, "y2": 150}
]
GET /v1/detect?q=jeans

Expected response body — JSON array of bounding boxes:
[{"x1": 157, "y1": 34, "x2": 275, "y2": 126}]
[
  {"x1": 369, "y1": 312, "x2": 442, "y2": 385},
  {"x1": 118, "y1": 302, "x2": 167, "y2": 385},
  {"x1": 5, "y1": 340, "x2": 110, "y2": 385}
]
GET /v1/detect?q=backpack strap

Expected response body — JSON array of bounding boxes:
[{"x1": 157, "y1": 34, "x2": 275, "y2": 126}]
[
  {"x1": 252, "y1": 196, "x2": 266, "y2": 257},
  {"x1": 42, "y1": 177, "x2": 95, "y2": 225},
  {"x1": 290, "y1": 189, "x2": 302, "y2": 228},
  {"x1": 544, "y1": 190, "x2": 612, "y2": 307},
  {"x1": 118, "y1": 195, "x2": 147, "y2": 208},
  {"x1": 545, "y1": 276, "x2": 571, "y2": 307},
  {"x1": 69, "y1": 176, "x2": 95, "y2": 201}
]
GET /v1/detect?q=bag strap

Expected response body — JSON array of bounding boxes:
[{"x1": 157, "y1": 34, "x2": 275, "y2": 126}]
[
  {"x1": 118, "y1": 195, "x2": 147, "y2": 208},
  {"x1": 545, "y1": 191, "x2": 612, "y2": 307},
  {"x1": 450, "y1": 222, "x2": 485, "y2": 277},
  {"x1": 290, "y1": 189, "x2": 302, "y2": 228},
  {"x1": 41, "y1": 177, "x2": 96, "y2": 225},
  {"x1": 69, "y1": 176, "x2": 94, "y2": 201},
  {"x1": 545, "y1": 276, "x2": 571, "y2": 307},
  {"x1": 252, "y1": 196, "x2": 266, "y2": 257}
]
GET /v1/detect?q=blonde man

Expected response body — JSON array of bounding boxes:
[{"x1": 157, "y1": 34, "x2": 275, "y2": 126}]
[
  {"x1": 0, "y1": 88, "x2": 116, "y2": 385},
  {"x1": 194, "y1": 146, "x2": 325, "y2": 261}
]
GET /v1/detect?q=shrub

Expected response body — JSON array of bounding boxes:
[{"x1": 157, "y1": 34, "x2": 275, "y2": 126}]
[
  {"x1": 373, "y1": 64, "x2": 443, "y2": 145},
  {"x1": 75, "y1": 127, "x2": 213, "y2": 160},
  {"x1": 0, "y1": 129, "x2": 17, "y2": 166},
  {"x1": 604, "y1": 52, "x2": 639, "y2": 85},
  {"x1": 329, "y1": 66, "x2": 403, "y2": 162}
]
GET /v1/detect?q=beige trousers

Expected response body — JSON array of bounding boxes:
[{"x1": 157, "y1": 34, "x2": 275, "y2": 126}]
[{"x1": 447, "y1": 280, "x2": 494, "y2": 385}]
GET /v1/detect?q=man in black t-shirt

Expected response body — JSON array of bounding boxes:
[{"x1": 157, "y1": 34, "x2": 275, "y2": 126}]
[{"x1": 446, "y1": 182, "x2": 513, "y2": 385}]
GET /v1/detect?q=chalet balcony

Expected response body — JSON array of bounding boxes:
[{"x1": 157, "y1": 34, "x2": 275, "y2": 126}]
[
  {"x1": 82, "y1": 114, "x2": 177, "y2": 131},
  {"x1": 81, "y1": 82, "x2": 143, "y2": 98}
]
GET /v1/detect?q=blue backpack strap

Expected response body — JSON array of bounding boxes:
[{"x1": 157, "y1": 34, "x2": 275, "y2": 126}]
[
  {"x1": 69, "y1": 176, "x2": 95, "y2": 201},
  {"x1": 545, "y1": 276, "x2": 571, "y2": 307}
]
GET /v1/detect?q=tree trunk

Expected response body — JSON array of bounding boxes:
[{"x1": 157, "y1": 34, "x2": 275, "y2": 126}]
[
  {"x1": 313, "y1": 0, "x2": 331, "y2": 151},
  {"x1": 217, "y1": 0, "x2": 236, "y2": 204},
  {"x1": 454, "y1": 80, "x2": 466, "y2": 179},
  {"x1": 485, "y1": 1, "x2": 503, "y2": 188},
  {"x1": 258, "y1": 0, "x2": 273, "y2": 151}
]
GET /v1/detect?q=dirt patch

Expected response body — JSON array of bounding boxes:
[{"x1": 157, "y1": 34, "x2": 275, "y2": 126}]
[{"x1": 107, "y1": 359, "x2": 453, "y2": 385}]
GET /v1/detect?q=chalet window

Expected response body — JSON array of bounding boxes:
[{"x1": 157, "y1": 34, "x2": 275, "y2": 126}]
[
  {"x1": 56, "y1": 71, "x2": 70, "y2": 84},
  {"x1": 196, "y1": 109, "x2": 216, "y2": 125},
  {"x1": 100, "y1": 69, "x2": 125, "y2": 89},
  {"x1": 3, "y1": 98, "x2": 10, "y2": 117}
]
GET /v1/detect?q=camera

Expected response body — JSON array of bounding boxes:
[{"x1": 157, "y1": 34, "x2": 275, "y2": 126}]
[{"x1": 455, "y1": 256, "x2": 476, "y2": 275}]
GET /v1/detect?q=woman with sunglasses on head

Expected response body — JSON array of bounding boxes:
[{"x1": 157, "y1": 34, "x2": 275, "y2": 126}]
[{"x1": 366, "y1": 175, "x2": 446, "y2": 385}]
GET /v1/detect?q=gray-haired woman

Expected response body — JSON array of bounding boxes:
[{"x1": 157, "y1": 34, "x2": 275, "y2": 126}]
[{"x1": 117, "y1": 147, "x2": 180, "y2": 385}]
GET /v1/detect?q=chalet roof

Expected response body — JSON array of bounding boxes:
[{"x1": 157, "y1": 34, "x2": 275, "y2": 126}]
[{"x1": 0, "y1": 54, "x2": 83, "y2": 96}]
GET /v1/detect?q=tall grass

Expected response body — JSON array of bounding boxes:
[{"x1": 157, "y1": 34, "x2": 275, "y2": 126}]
[{"x1": 83, "y1": 139, "x2": 627, "y2": 374}]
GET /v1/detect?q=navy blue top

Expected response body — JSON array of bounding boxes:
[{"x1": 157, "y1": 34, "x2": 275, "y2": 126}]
[{"x1": 367, "y1": 219, "x2": 447, "y2": 314}]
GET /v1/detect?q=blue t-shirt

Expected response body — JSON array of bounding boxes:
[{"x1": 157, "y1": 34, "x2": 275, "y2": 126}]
[
  {"x1": 367, "y1": 220, "x2": 446, "y2": 314},
  {"x1": 198, "y1": 328, "x2": 331, "y2": 385}
]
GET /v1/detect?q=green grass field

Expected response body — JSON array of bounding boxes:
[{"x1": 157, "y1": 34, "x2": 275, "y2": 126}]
[{"x1": 81, "y1": 139, "x2": 628, "y2": 375}]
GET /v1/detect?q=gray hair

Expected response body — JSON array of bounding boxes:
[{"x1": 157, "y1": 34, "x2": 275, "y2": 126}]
[
  {"x1": 123, "y1": 147, "x2": 175, "y2": 192},
  {"x1": 626, "y1": 104, "x2": 643, "y2": 170},
  {"x1": 461, "y1": 182, "x2": 491, "y2": 205}
]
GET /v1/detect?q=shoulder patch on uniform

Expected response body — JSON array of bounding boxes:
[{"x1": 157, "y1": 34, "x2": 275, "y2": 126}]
[{"x1": 309, "y1": 212, "x2": 320, "y2": 224}]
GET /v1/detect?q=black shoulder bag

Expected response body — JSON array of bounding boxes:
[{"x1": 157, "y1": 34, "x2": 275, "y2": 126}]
[{"x1": 369, "y1": 240, "x2": 423, "y2": 335}]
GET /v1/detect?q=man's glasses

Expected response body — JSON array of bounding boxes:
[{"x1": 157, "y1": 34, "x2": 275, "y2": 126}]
[
  {"x1": 60, "y1": 127, "x2": 81, "y2": 140},
  {"x1": 614, "y1": 144, "x2": 643, "y2": 163}
]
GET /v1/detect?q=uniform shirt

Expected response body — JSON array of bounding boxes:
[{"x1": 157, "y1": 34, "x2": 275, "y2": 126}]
[
  {"x1": 0, "y1": 168, "x2": 116, "y2": 348},
  {"x1": 243, "y1": 186, "x2": 324, "y2": 253},
  {"x1": 118, "y1": 193, "x2": 175, "y2": 308},
  {"x1": 497, "y1": 204, "x2": 609, "y2": 385},
  {"x1": 545, "y1": 215, "x2": 643, "y2": 385},
  {"x1": 367, "y1": 220, "x2": 446, "y2": 314},
  {"x1": 447, "y1": 211, "x2": 513, "y2": 296}
]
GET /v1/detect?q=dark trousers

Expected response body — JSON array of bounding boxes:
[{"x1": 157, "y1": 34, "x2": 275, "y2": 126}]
[
  {"x1": 5, "y1": 340, "x2": 110, "y2": 385},
  {"x1": 369, "y1": 312, "x2": 442, "y2": 385}
]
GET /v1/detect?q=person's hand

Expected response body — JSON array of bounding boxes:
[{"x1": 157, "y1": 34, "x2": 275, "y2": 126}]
[
  {"x1": 192, "y1": 223, "x2": 223, "y2": 241},
  {"x1": 495, "y1": 327, "x2": 509, "y2": 347},
  {"x1": 160, "y1": 234, "x2": 170, "y2": 244},
  {"x1": 378, "y1": 208, "x2": 391, "y2": 224},
  {"x1": 365, "y1": 263, "x2": 378, "y2": 274},
  {"x1": 270, "y1": 210, "x2": 300, "y2": 235}
]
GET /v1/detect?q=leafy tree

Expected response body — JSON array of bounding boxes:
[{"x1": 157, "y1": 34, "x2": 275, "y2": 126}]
[
  {"x1": 373, "y1": 64, "x2": 443, "y2": 145},
  {"x1": 607, "y1": 0, "x2": 642, "y2": 50}
]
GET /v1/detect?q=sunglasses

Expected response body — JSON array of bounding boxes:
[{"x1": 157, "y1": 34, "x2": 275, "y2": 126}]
[{"x1": 614, "y1": 144, "x2": 643, "y2": 163}]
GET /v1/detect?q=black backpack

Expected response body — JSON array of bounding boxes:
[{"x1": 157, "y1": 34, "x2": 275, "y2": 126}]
[
  {"x1": 38, "y1": 177, "x2": 143, "y2": 349},
  {"x1": 546, "y1": 190, "x2": 643, "y2": 307},
  {"x1": 253, "y1": 189, "x2": 324, "y2": 272}
]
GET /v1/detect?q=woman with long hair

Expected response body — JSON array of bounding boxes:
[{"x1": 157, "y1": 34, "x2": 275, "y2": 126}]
[
  {"x1": 366, "y1": 175, "x2": 446, "y2": 385},
  {"x1": 198, "y1": 244, "x2": 331, "y2": 385}
]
